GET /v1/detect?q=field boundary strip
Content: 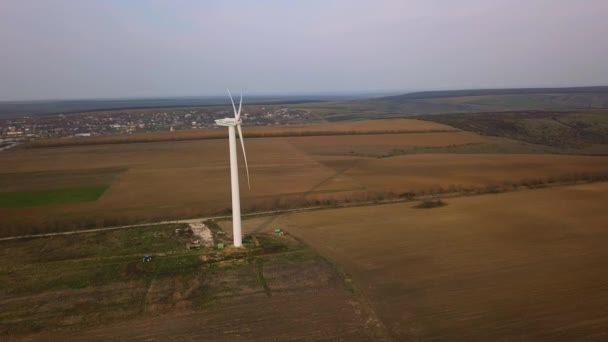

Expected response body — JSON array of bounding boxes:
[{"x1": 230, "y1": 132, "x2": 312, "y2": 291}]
[
  {"x1": 21, "y1": 129, "x2": 459, "y2": 148},
  {"x1": 2, "y1": 178, "x2": 607, "y2": 242}
]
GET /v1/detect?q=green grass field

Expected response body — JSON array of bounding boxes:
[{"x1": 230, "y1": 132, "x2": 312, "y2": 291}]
[
  {"x1": 0, "y1": 223, "x2": 331, "y2": 337},
  {"x1": 0, "y1": 185, "x2": 108, "y2": 208},
  {"x1": 0, "y1": 223, "x2": 202, "y2": 334}
]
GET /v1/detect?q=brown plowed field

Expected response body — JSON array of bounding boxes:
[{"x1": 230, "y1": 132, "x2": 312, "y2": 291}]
[
  {"x1": 288, "y1": 131, "x2": 487, "y2": 156},
  {"x1": 0, "y1": 138, "x2": 348, "y2": 228},
  {"x1": 288, "y1": 131, "x2": 485, "y2": 147},
  {"x1": 237, "y1": 183, "x2": 608, "y2": 340},
  {"x1": 19, "y1": 290, "x2": 371, "y2": 342},
  {"x1": 248, "y1": 118, "x2": 456, "y2": 132},
  {"x1": 24, "y1": 118, "x2": 456, "y2": 148},
  {"x1": 340, "y1": 153, "x2": 608, "y2": 192},
  {"x1": 2, "y1": 118, "x2": 608, "y2": 236}
]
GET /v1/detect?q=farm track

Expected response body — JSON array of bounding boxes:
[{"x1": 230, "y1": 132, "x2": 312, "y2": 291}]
[
  {"x1": 287, "y1": 138, "x2": 367, "y2": 195},
  {"x1": 2, "y1": 179, "x2": 606, "y2": 242}
]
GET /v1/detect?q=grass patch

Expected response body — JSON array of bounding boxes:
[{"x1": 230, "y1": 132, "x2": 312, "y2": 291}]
[
  {"x1": 0, "y1": 185, "x2": 109, "y2": 208},
  {"x1": 255, "y1": 234, "x2": 292, "y2": 253},
  {"x1": 0, "y1": 167, "x2": 125, "y2": 192},
  {"x1": 0, "y1": 228, "x2": 335, "y2": 337},
  {"x1": 281, "y1": 248, "x2": 323, "y2": 262},
  {"x1": 1, "y1": 254, "x2": 202, "y2": 296},
  {"x1": 154, "y1": 254, "x2": 202, "y2": 276},
  {"x1": 255, "y1": 258, "x2": 272, "y2": 297},
  {"x1": 2, "y1": 257, "x2": 134, "y2": 295},
  {"x1": 0, "y1": 224, "x2": 191, "y2": 266}
]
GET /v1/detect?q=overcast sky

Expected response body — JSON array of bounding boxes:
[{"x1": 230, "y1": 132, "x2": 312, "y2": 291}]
[{"x1": 1, "y1": 0, "x2": 607, "y2": 101}]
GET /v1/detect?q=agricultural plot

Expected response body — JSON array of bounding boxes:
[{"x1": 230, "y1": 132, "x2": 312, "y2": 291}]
[
  {"x1": 288, "y1": 131, "x2": 487, "y2": 157},
  {"x1": 2, "y1": 116, "x2": 608, "y2": 340},
  {"x1": 0, "y1": 224, "x2": 372, "y2": 340},
  {"x1": 0, "y1": 138, "x2": 341, "y2": 234},
  {"x1": 238, "y1": 183, "x2": 608, "y2": 340},
  {"x1": 1, "y1": 118, "x2": 608, "y2": 237},
  {"x1": 0, "y1": 167, "x2": 123, "y2": 192},
  {"x1": 0, "y1": 185, "x2": 108, "y2": 208},
  {"x1": 335, "y1": 153, "x2": 608, "y2": 193},
  {"x1": 23, "y1": 118, "x2": 455, "y2": 148},
  {"x1": 0, "y1": 120, "x2": 475, "y2": 235}
]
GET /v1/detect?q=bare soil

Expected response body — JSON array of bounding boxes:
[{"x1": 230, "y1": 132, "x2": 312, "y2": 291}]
[
  {"x1": 288, "y1": 131, "x2": 487, "y2": 156},
  {"x1": 338, "y1": 153, "x2": 608, "y2": 192},
  {"x1": 239, "y1": 183, "x2": 608, "y2": 340},
  {"x1": 16, "y1": 291, "x2": 371, "y2": 342}
]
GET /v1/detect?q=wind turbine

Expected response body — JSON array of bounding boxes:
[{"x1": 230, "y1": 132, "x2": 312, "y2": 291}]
[{"x1": 215, "y1": 90, "x2": 250, "y2": 247}]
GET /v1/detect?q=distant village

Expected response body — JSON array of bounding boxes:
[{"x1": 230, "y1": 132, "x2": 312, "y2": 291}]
[{"x1": 0, "y1": 106, "x2": 312, "y2": 149}]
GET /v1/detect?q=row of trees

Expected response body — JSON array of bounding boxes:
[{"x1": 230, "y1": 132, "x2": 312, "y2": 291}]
[{"x1": 23, "y1": 128, "x2": 455, "y2": 148}]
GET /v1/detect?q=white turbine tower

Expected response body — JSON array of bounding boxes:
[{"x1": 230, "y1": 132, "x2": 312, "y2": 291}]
[{"x1": 215, "y1": 90, "x2": 250, "y2": 247}]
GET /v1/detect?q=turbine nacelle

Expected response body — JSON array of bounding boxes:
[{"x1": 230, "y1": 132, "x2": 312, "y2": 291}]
[{"x1": 215, "y1": 118, "x2": 241, "y2": 127}]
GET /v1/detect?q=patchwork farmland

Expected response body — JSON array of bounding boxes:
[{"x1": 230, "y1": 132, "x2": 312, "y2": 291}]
[
  {"x1": 2, "y1": 118, "x2": 608, "y2": 237},
  {"x1": 2, "y1": 115, "x2": 608, "y2": 340}
]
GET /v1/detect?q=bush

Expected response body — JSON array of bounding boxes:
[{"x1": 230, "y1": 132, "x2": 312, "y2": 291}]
[
  {"x1": 399, "y1": 192, "x2": 416, "y2": 199},
  {"x1": 414, "y1": 199, "x2": 447, "y2": 209}
]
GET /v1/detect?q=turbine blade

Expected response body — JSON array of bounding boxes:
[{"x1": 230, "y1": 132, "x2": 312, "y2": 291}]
[
  {"x1": 227, "y1": 88, "x2": 238, "y2": 119},
  {"x1": 237, "y1": 124, "x2": 251, "y2": 190},
  {"x1": 237, "y1": 92, "x2": 243, "y2": 120}
]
